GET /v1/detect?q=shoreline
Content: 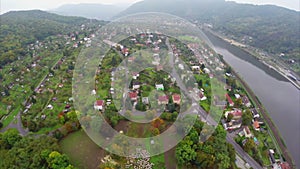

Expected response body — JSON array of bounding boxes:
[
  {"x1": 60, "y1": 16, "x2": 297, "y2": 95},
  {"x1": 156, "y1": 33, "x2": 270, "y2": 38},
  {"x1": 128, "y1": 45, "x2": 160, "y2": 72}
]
[
  {"x1": 204, "y1": 28, "x2": 300, "y2": 90},
  {"x1": 219, "y1": 52, "x2": 296, "y2": 168},
  {"x1": 205, "y1": 28, "x2": 296, "y2": 167}
]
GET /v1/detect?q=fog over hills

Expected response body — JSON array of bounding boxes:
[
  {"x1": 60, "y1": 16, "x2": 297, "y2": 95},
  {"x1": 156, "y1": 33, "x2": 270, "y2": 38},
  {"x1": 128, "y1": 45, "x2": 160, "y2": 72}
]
[{"x1": 51, "y1": 3, "x2": 130, "y2": 20}]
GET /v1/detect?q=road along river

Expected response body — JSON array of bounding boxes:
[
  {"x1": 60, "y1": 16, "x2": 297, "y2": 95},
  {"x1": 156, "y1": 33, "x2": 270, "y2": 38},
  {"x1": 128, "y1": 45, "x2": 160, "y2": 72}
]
[{"x1": 204, "y1": 31, "x2": 300, "y2": 168}]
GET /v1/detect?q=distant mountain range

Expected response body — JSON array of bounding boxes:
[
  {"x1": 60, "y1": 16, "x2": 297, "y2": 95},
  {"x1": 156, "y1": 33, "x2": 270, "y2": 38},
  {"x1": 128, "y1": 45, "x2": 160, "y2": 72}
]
[{"x1": 51, "y1": 3, "x2": 129, "y2": 20}]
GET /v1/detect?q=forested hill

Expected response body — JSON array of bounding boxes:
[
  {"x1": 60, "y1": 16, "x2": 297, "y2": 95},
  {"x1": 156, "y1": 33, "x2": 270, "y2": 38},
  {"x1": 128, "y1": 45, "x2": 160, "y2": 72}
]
[
  {"x1": 0, "y1": 10, "x2": 100, "y2": 66},
  {"x1": 117, "y1": 0, "x2": 300, "y2": 62}
]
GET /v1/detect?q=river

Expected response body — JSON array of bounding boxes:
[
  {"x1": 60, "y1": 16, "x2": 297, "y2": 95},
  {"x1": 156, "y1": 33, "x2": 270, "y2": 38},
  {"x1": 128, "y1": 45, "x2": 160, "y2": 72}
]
[{"x1": 204, "y1": 31, "x2": 300, "y2": 167}]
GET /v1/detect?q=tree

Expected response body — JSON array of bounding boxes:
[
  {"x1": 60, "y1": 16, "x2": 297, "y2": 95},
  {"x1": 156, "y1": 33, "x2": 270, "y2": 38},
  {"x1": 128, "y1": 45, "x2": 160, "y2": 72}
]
[
  {"x1": 175, "y1": 138, "x2": 197, "y2": 165},
  {"x1": 150, "y1": 127, "x2": 160, "y2": 135},
  {"x1": 151, "y1": 118, "x2": 165, "y2": 131},
  {"x1": 244, "y1": 139, "x2": 256, "y2": 153},
  {"x1": 227, "y1": 113, "x2": 234, "y2": 122},
  {"x1": 0, "y1": 128, "x2": 21, "y2": 149},
  {"x1": 196, "y1": 151, "x2": 215, "y2": 168},
  {"x1": 216, "y1": 153, "x2": 231, "y2": 169},
  {"x1": 0, "y1": 122, "x2": 3, "y2": 129},
  {"x1": 0, "y1": 135, "x2": 60, "y2": 169},
  {"x1": 135, "y1": 100, "x2": 146, "y2": 111},
  {"x1": 66, "y1": 111, "x2": 77, "y2": 122},
  {"x1": 242, "y1": 109, "x2": 252, "y2": 126},
  {"x1": 46, "y1": 151, "x2": 73, "y2": 169},
  {"x1": 235, "y1": 98, "x2": 243, "y2": 108}
]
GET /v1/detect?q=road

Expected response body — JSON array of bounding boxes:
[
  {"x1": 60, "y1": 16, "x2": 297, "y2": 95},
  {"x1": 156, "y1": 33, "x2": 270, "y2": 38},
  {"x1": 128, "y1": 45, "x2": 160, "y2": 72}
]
[
  {"x1": 165, "y1": 38, "x2": 263, "y2": 169},
  {"x1": 104, "y1": 37, "x2": 263, "y2": 168}
]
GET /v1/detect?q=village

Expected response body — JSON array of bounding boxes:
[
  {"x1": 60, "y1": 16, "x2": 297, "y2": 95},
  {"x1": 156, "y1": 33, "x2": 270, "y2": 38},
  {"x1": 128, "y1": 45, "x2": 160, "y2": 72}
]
[
  {"x1": 90, "y1": 29, "x2": 288, "y2": 168},
  {"x1": 0, "y1": 22, "x2": 290, "y2": 168}
]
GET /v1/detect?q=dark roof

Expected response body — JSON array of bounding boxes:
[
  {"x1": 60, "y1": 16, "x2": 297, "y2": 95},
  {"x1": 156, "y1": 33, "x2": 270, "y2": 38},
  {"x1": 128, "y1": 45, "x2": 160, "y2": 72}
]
[{"x1": 251, "y1": 108, "x2": 259, "y2": 116}]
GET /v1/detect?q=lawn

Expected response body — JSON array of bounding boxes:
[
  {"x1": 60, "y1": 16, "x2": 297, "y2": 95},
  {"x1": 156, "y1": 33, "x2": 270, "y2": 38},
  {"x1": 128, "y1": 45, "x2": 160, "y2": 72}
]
[
  {"x1": 151, "y1": 153, "x2": 166, "y2": 169},
  {"x1": 60, "y1": 130, "x2": 106, "y2": 169}
]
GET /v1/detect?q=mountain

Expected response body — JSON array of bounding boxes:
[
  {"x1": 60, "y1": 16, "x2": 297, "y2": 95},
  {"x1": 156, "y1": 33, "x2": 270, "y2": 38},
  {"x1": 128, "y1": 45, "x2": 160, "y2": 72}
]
[
  {"x1": 117, "y1": 0, "x2": 300, "y2": 72},
  {"x1": 52, "y1": 3, "x2": 129, "y2": 20}
]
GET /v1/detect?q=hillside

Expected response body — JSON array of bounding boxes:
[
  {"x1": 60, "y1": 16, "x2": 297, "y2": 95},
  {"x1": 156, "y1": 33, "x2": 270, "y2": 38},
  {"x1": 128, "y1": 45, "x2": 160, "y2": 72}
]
[
  {"x1": 117, "y1": 0, "x2": 300, "y2": 73},
  {"x1": 52, "y1": 3, "x2": 129, "y2": 20},
  {"x1": 0, "y1": 10, "x2": 99, "y2": 66}
]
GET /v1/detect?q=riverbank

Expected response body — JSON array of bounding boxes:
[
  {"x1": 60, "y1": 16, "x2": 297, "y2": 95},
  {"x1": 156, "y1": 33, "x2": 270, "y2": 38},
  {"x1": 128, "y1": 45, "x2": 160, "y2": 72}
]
[
  {"x1": 203, "y1": 28, "x2": 300, "y2": 90},
  {"x1": 220, "y1": 57, "x2": 296, "y2": 168}
]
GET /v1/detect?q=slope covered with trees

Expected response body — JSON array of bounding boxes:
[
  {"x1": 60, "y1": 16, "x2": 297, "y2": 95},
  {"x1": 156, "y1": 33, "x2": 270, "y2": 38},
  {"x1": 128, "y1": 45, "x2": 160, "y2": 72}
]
[
  {"x1": 118, "y1": 0, "x2": 300, "y2": 71},
  {"x1": 0, "y1": 10, "x2": 93, "y2": 66}
]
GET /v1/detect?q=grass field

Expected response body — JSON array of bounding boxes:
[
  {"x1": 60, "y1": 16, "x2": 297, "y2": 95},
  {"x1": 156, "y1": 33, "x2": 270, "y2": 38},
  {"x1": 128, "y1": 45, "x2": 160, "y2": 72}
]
[{"x1": 60, "y1": 130, "x2": 106, "y2": 169}]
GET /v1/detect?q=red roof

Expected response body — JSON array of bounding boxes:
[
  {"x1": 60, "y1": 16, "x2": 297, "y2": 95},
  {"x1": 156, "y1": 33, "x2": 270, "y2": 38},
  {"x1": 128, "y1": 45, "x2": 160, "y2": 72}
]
[
  {"x1": 158, "y1": 95, "x2": 169, "y2": 102},
  {"x1": 231, "y1": 109, "x2": 242, "y2": 117},
  {"x1": 95, "y1": 100, "x2": 104, "y2": 106},
  {"x1": 280, "y1": 162, "x2": 290, "y2": 169},
  {"x1": 172, "y1": 94, "x2": 181, "y2": 102},
  {"x1": 199, "y1": 92, "x2": 204, "y2": 98},
  {"x1": 128, "y1": 57, "x2": 135, "y2": 62},
  {"x1": 129, "y1": 92, "x2": 138, "y2": 99},
  {"x1": 226, "y1": 93, "x2": 234, "y2": 105},
  {"x1": 122, "y1": 48, "x2": 129, "y2": 54},
  {"x1": 253, "y1": 121, "x2": 260, "y2": 129}
]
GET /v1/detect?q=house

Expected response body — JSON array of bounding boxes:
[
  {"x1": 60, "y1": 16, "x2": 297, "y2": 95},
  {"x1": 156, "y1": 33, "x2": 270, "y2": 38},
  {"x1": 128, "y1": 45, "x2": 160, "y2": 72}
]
[
  {"x1": 224, "y1": 119, "x2": 242, "y2": 130},
  {"x1": 47, "y1": 104, "x2": 53, "y2": 110},
  {"x1": 242, "y1": 95, "x2": 251, "y2": 107},
  {"x1": 253, "y1": 120, "x2": 260, "y2": 131},
  {"x1": 203, "y1": 68, "x2": 210, "y2": 74},
  {"x1": 251, "y1": 108, "x2": 260, "y2": 118},
  {"x1": 91, "y1": 89, "x2": 96, "y2": 95},
  {"x1": 224, "y1": 85, "x2": 232, "y2": 91},
  {"x1": 94, "y1": 100, "x2": 105, "y2": 111},
  {"x1": 269, "y1": 149, "x2": 276, "y2": 164},
  {"x1": 199, "y1": 92, "x2": 207, "y2": 101},
  {"x1": 178, "y1": 64, "x2": 184, "y2": 70},
  {"x1": 110, "y1": 88, "x2": 114, "y2": 94},
  {"x1": 253, "y1": 117, "x2": 264, "y2": 125},
  {"x1": 234, "y1": 94, "x2": 241, "y2": 99},
  {"x1": 191, "y1": 66, "x2": 200, "y2": 71},
  {"x1": 280, "y1": 162, "x2": 291, "y2": 169},
  {"x1": 158, "y1": 95, "x2": 169, "y2": 105},
  {"x1": 129, "y1": 92, "x2": 138, "y2": 101},
  {"x1": 172, "y1": 94, "x2": 181, "y2": 104},
  {"x1": 58, "y1": 84, "x2": 64, "y2": 88},
  {"x1": 142, "y1": 97, "x2": 149, "y2": 105},
  {"x1": 132, "y1": 72, "x2": 139, "y2": 80},
  {"x1": 132, "y1": 82, "x2": 141, "y2": 90},
  {"x1": 225, "y1": 109, "x2": 242, "y2": 119},
  {"x1": 122, "y1": 48, "x2": 129, "y2": 56},
  {"x1": 156, "y1": 65, "x2": 163, "y2": 71},
  {"x1": 155, "y1": 84, "x2": 164, "y2": 91},
  {"x1": 226, "y1": 93, "x2": 234, "y2": 106},
  {"x1": 243, "y1": 126, "x2": 252, "y2": 138},
  {"x1": 128, "y1": 57, "x2": 135, "y2": 62}
]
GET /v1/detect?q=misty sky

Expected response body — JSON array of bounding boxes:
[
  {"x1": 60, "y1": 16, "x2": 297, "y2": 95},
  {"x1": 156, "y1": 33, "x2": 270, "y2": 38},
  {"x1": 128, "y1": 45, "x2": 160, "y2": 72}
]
[{"x1": 1, "y1": 0, "x2": 299, "y2": 14}]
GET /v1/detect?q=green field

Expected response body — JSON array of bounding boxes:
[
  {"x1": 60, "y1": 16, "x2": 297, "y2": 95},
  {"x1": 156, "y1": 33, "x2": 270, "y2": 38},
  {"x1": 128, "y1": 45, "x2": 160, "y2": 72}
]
[{"x1": 59, "y1": 130, "x2": 106, "y2": 169}]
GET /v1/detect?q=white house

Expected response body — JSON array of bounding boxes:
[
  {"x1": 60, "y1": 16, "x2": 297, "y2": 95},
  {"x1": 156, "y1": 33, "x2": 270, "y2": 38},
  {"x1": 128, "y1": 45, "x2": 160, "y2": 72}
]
[
  {"x1": 94, "y1": 100, "x2": 105, "y2": 111},
  {"x1": 155, "y1": 84, "x2": 164, "y2": 91}
]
